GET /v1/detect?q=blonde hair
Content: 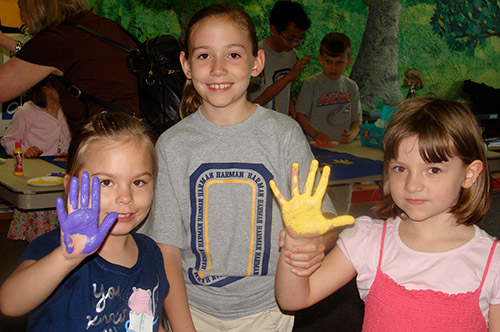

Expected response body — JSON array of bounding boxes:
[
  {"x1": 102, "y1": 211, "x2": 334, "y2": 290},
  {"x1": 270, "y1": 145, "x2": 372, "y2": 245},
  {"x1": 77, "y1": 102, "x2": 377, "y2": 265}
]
[
  {"x1": 21, "y1": 0, "x2": 89, "y2": 35},
  {"x1": 179, "y1": 3, "x2": 259, "y2": 118},
  {"x1": 374, "y1": 97, "x2": 491, "y2": 225},
  {"x1": 66, "y1": 113, "x2": 158, "y2": 183}
]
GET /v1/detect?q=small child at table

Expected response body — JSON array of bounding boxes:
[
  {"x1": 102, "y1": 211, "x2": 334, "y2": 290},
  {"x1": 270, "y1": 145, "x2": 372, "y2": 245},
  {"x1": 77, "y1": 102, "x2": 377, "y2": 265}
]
[
  {"x1": 2, "y1": 78, "x2": 70, "y2": 242},
  {"x1": 1, "y1": 78, "x2": 70, "y2": 158},
  {"x1": 295, "y1": 32, "x2": 362, "y2": 215}
]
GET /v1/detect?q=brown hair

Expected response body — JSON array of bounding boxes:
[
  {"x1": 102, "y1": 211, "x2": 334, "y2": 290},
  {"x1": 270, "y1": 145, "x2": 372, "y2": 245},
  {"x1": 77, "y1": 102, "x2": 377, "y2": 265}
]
[
  {"x1": 21, "y1": 0, "x2": 89, "y2": 35},
  {"x1": 66, "y1": 112, "x2": 158, "y2": 183},
  {"x1": 374, "y1": 97, "x2": 491, "y2": 225},
  {"x1": 26, "y1": 78, "x2": 53, "y2": 108},
  {"x1": 179, "y1": 3, "x2": 259, "y2": 118},
  {"x1": 320, "y1": 32, "x2": 351, "y2": 58}
]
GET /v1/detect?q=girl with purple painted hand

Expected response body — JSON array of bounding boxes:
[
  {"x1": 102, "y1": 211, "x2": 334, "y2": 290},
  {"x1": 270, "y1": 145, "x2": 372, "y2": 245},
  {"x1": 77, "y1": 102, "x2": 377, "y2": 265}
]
[{"x1": 0, "y1": 113, "x2": 169, "y2": 332}]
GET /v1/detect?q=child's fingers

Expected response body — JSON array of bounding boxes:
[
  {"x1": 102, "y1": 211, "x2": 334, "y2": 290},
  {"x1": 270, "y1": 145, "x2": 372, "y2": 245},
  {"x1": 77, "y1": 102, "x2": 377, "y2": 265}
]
[
  {"x1": 285, "y1": 250, "x2": 325, "y2": 270},
  {"x1": 80, "y1": 172, "x2": 90, "y2": 209},
  {"x1": 57, "y1": 198, "x2": 74, "y2": 254},
  {"x1": 56, "y1": 197, "x2": 67, "y2": 226},
  {"x1": 269, "y1": 180, "x2": 285, "y2": 206},
  {"x1": 304, "y1": 160, "x2": 319, "y2": 195},
  {"x1": 90, "y1": 176, "x2": 100, "y2": 213},
  {"x1": 290, "y1": 261, "x2": 322, "y2": 277},
  {"x1": 279, "y1": 229, "x2": 286, "y2": 248},
  {"x1": 99, "y1": 212, "x2": 118, "y2": 236},
  {"x1": 290, "y1": 163, "x2": 300, "y2": 196},
  {"x1": 314, "y1": 165, "x2": 330, "y2": 199},
  {"x1": 69, "y1": 176, "x2": 79, "y2": 211},
  {"x1": 326, "y1": 215, "x2": 356, "y2": 229}
]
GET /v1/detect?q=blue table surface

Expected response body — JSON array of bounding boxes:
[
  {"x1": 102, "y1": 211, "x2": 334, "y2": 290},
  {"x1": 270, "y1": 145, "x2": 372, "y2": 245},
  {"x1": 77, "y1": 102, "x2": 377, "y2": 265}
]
[
  {"x1": 311, "y1": 146, "x2": 383, "y2": 181},
  {"x1": 39, "y1": 156, "x2": 67, "y2": 170}
]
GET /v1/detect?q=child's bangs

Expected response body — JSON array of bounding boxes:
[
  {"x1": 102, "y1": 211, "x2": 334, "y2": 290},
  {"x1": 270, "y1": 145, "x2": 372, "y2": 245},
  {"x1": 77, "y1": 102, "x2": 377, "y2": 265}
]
[
  {"x1": 383, "y1": 119, "x2": 457, "y2": 165},
  {"x1": 416, "y1": 129, "x2": 458, "y2": 164}
]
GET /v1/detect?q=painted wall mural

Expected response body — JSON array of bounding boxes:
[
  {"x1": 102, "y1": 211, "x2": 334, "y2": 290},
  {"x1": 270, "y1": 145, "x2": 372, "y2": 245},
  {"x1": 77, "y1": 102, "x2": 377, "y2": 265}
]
[{"x1": 86, "y1": 0, "x2": 500, "y2": 113}]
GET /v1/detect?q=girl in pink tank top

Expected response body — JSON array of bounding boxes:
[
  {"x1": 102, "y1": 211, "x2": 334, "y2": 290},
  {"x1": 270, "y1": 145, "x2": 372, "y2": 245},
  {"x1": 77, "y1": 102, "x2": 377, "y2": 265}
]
[{"x1": 273, "y1": 98, "x2": 500, "y2": 331}]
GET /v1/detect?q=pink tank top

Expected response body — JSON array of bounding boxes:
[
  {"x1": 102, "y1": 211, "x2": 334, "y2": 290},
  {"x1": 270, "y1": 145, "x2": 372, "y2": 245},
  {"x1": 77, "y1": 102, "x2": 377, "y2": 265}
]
[{"x1": 362, "y1": 220, "x2": 498, "y2": 332}]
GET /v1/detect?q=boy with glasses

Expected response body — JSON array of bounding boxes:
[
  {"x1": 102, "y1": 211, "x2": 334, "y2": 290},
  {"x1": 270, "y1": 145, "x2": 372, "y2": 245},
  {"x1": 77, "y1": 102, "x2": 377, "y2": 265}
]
[
  {"x1": 295, "y1": 32, "x2": 362, "y2": 215},
  {"x1": 248, "y1": 1, "x2": 311, "y2": 118}
]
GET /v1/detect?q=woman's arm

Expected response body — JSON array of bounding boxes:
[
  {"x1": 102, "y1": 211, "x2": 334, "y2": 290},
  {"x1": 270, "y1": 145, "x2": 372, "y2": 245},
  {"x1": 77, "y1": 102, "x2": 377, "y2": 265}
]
[
  {"x1": 159, "y1": 244, "x2": 196, "y2": 332},
  {"x1": 0, "y1": 56, "x2": 61, "y2": 103},
  {"x1": 0, "y1": 30, "x2": 17, "y2": 53}
]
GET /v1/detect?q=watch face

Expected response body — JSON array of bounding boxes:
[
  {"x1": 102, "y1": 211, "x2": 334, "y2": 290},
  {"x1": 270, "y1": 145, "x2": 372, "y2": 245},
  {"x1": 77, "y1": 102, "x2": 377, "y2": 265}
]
[{"x1": 15, "y1": 40, "x2": 24, "y2": 52}]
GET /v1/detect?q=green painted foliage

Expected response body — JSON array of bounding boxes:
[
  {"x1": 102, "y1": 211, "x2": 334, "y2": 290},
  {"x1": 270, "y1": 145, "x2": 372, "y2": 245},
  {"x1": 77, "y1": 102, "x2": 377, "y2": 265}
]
[
  {"x1": 431, "y1": 0, "x2": 500, "y2": 55},
  {"x1": 87, "y1": 0, "x2": 181, "y2": 40},
  {"x1": 86, "y1": 0, "x2": 500, "y2": 100}
]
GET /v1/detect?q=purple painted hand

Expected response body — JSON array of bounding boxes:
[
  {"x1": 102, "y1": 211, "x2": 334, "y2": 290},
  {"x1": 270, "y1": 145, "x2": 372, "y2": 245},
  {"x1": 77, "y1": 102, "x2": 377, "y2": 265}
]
[{"x1": 56, "y1": 172, "x2": 117, "y2": 255}]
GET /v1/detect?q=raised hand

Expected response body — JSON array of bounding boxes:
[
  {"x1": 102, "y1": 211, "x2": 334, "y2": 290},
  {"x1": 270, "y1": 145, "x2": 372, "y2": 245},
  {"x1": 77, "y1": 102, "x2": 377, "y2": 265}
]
[
  {"x1": 56, "y1": 172, "x2": 117, "y2": 256},
  {"x1": 270, "y1": 160, "x2": 354, "y2": 237},
  {"x1": 287, "y1": 54, "x2": 311, "y2": 81}
]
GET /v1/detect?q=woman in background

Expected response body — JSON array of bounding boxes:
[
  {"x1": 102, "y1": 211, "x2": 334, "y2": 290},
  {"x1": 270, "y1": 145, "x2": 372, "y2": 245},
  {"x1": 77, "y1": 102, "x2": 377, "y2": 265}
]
[{"x1": 0, "y1": 0, "x2": 139, "y2": 133}]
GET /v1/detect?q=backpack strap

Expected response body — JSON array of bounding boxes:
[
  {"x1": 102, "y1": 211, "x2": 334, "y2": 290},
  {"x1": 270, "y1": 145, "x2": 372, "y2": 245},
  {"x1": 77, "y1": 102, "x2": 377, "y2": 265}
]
[
  {"x1": 56, "y1": 23, "x2": 138, "y2": 120},
  {"x1": 55, "y1": 75, "x2": 132, "y2": 121},
  {"x1": 69, "y1": 23, "x2": 140, "y2": 56}
]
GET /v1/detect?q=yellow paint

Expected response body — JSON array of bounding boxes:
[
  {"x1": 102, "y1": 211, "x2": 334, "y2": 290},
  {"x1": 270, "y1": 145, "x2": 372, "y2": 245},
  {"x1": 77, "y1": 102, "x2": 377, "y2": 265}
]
[
  {"x1": 270, "y1": 160, "x2": 355, "y2": 235},
  {"x1": 28, "y1": 177, "x2": 63, "y2": 185},
  {"x1": 333, "y1": 159, "x2": 354, "y2": 165},
  {"x1": 204, "y1": 179, "x2": 257, "y2": 277}
]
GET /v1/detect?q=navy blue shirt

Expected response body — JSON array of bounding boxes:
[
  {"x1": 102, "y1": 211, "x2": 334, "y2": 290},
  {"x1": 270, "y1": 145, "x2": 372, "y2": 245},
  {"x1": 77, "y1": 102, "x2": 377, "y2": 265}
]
[{"x1": 20, "y1": 230, "x2": 168, "y2": 332}]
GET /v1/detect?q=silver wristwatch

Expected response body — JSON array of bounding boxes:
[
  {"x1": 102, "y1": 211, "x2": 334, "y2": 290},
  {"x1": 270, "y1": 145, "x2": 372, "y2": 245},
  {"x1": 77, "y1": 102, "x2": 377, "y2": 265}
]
[{"x1": 15, "y1": 40, "x2": 24, "y2": 52}]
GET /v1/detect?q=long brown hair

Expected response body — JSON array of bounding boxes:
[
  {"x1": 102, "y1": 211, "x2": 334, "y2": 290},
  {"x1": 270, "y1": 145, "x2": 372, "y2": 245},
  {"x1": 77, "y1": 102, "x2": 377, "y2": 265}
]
[
  {"x1": 21, "y1": 0, "x2": 89, "y2": 35},
  {"x1": 26, "y1": 78, "x2": 53, "y2": 108},
  {"x1": 179, "y1": 3, "x2": 259, "y2": 118},
  {"x1": 374, "y1": 97, "x2": 491, "y2": 225}
]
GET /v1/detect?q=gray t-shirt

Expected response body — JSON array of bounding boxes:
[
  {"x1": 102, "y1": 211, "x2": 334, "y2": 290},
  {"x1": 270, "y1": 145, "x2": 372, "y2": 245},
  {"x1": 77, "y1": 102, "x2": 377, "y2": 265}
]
[
  {"x1": 247, "y1": 40, "x2": 297, "y2": 115},
  {"x1": 142, "y1": 105, "x2": 335, "y2": 319},
  {"x1": 296, "y1": 72, "x2": 362, "y2": 141}
]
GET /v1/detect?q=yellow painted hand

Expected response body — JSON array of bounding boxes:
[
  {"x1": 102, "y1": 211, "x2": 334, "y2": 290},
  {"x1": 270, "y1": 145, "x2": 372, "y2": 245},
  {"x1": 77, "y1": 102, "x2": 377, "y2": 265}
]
[{"x1": 270, "y1": 160, "x2": 354, "y2": 236}]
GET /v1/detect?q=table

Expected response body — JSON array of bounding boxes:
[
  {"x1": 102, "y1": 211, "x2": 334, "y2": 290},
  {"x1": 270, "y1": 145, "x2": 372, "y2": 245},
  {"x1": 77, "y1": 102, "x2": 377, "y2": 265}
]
[
  {"x1": 0, "y1": 158, "x2": 65, "y2": 210},
  {"x1": 311, "y1": 140, "x2": 383, "y2": 185},
  {"x1": 0, "y1": 158, "x2": 65, "y2": 242},
  {"x1": 312, "y1": 140, "x2": 500, "y2": 185}
]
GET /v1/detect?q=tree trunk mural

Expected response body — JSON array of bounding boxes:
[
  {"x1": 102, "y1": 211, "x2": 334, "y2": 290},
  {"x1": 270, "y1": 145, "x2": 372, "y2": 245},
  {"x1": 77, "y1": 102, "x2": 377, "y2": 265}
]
[{"x1": 350, "y1": 0, "x2": 403, "y2": 112}]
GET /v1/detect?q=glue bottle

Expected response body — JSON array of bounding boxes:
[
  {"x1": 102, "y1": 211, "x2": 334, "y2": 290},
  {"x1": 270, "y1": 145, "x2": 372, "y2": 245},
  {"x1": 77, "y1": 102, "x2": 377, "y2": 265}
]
[{"x1": 13, "y1": 142, "x2": 24, "y2": 176}]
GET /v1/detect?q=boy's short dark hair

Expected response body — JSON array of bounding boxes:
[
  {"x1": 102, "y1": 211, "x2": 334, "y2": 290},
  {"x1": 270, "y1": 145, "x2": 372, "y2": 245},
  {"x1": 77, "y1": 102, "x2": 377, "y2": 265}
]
[
  {"x1": 320, "y1": 32, "x2": 352, "y2": 58},
  {"x1": 270, "y1": 1, "x2": 311, "y2": 33}
]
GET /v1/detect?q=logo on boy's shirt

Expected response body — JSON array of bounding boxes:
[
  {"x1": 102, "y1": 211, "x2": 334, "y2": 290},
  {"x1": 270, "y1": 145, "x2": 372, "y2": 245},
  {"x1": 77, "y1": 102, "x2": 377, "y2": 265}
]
[
  {"x1": 326, "y1": 104, "x2": 352, "y2": 126},
  {"x1": 273, "y1": 68, "x2": 290, "y2": 84},
  {"x1": 316, "y1": 92, "x2": 351, "y2": 107}
]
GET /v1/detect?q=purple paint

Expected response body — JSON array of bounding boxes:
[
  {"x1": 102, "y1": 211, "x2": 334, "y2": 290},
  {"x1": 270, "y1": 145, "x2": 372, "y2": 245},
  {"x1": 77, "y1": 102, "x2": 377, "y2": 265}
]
[{"x1": 57, "y1": 172, "x2": 117, "y2": 255}]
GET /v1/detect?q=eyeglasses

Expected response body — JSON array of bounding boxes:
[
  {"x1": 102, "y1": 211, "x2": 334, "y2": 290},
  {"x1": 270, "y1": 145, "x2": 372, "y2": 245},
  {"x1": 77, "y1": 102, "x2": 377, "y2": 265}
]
[{"x1": 280, "y1": 32, "x2": 304, "y2": 44}]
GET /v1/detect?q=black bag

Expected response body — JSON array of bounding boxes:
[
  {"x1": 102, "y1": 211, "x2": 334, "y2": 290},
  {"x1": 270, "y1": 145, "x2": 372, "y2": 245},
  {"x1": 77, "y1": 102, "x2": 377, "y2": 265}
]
[
  {"x1": 131, "y1": 35, "x2": 186, "y2": 135},
  {"x1": 69, "y1": 24, "x2": 186, "y2": 135}
]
